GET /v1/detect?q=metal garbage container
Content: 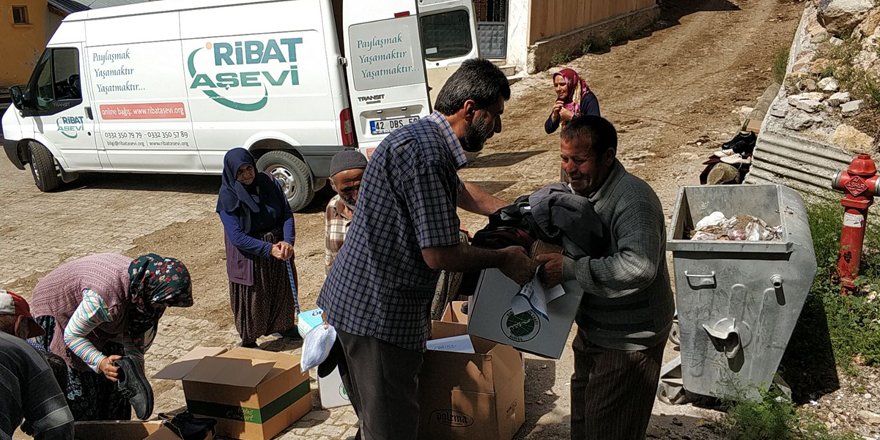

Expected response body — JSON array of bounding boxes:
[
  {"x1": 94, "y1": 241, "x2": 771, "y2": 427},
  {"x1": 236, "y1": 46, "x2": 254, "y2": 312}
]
[{"x1": 659, "y1": 184, "x2": 817, "y2": 402}]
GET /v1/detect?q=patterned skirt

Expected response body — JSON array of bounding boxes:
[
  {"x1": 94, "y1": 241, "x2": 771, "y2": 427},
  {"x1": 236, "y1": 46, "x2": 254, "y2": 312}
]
[
  {"x1": 29, "y1": 315, "x2": 132, "y2": 421},
  {"x1": 230, "y1": 227, "x2": 298, "y2": 344}
]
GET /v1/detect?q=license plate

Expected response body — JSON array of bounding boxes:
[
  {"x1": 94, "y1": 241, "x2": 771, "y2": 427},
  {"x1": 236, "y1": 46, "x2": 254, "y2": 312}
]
[{"x1": 369, "y1": 116, "x2": 419, "y2": 135}]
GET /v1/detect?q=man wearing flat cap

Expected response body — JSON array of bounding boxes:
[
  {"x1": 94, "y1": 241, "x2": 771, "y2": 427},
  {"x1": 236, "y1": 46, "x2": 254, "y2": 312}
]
[
  {"x1": 0, "y1": 289, "x2": 74, "y2": 440},
  {"x1": 324, "y1": 149, "x2": 368, "y2": 273}
]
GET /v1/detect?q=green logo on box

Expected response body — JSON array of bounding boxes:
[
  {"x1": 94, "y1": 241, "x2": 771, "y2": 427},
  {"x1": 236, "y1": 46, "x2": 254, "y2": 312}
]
[{"x1": 501, "y1": 309, "x2": 540, "y2": 342}]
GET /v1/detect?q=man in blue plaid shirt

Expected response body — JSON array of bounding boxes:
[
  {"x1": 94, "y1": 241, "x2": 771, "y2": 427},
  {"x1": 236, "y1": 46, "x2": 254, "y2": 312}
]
[{"x1": 317, "y1": 59, "x2": 535, "y2": 439}]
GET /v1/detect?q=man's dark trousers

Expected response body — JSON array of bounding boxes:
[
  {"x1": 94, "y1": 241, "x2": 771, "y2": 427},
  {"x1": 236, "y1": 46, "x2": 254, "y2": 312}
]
[
  {"x1": 337, "y1": 330, "x2": 424, "y2": 440},
  {"x1": 570, "y1": 326, "x2": 667, "y2": 440}
]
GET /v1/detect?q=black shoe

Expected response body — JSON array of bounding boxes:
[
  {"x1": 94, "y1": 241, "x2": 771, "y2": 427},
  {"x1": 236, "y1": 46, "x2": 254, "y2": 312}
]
[
  {"x1": 722, "y1": 131, "x2": 757, "y2": 155},
  {"x1": 279, "y1": 328, "x2": 303, "y2": 340},
  {"x1": 240, "y1": 341, "x2": 258, "y2": 348},
  {"x1": 115, "y1": 357, "x2": 154, "y2": 420}
]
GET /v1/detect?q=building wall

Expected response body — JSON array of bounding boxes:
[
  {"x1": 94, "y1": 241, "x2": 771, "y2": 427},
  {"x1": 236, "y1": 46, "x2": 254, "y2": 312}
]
[
  {"x1": 528, "y1": 0, "x2": 656, "y2": 44},
  {"x1": 505, "y1": 0, "x2": 530, "y2": 73},
  {"x1": 1, "y1": 0, "x2": 49, "y2": 87}
]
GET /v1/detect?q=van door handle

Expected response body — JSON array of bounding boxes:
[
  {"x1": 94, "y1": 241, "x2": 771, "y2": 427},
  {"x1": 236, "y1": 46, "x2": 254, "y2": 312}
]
[{"x1": 85, "y1": 106, "x2": 93, "y2": 120}]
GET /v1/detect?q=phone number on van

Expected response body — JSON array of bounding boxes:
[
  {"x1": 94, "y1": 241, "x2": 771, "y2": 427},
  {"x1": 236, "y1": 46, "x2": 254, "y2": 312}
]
[{"x1": 103, "y1": 130, "x2": 190, "y2": 139}]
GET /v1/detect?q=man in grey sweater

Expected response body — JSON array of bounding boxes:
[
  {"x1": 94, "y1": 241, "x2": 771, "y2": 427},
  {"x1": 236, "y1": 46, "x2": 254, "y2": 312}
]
[{"x1": 537, "y1": 115, "x2": 675, "y2": 440}]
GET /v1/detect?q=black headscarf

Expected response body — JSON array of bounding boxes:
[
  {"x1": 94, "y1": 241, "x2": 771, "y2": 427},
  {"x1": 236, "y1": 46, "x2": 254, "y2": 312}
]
[
  {"x1": 217, "y1": 148, "x2": 264, "y2": 213},
  {"x1": 216, "y1": 148, "x2": 288, "y2": 235}
]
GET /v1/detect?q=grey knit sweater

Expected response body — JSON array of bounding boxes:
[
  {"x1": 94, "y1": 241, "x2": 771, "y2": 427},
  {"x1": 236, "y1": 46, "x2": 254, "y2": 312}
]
[{"x1": 562, "y1": 160, "x2": 675, "y2": 351}]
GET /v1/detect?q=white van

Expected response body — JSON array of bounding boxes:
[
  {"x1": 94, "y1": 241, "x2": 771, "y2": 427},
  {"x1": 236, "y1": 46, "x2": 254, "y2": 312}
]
[{"x1": 1, "y1": 0, "x2": 478, "y2": 210}]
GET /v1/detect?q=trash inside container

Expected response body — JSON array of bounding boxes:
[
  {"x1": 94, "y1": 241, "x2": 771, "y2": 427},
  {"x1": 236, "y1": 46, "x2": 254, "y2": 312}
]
[{"x1": 661, "y1": 184, "x2": 817, "y2": 401}]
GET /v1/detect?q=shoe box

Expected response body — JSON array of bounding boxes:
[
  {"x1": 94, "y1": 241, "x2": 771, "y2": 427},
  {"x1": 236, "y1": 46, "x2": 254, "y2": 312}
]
[{"x1": 154, "y1": 346, "x2": 311, "y2": 440}]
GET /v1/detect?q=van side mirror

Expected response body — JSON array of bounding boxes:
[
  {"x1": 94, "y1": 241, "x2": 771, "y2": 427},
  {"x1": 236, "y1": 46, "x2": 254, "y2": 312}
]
[{"x1": 9, "y1": 86, "x2": 25, "y2": 110}]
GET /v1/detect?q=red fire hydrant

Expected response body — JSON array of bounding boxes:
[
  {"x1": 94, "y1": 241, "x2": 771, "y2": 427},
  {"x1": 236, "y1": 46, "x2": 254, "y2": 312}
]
[{"x1": 831, "y1": 154, "x2": 880, "y2": 294}]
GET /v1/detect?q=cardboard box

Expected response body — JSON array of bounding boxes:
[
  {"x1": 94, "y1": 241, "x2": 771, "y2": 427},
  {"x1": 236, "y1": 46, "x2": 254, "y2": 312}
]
[
  {"x1": 467, "y1": 268, "x2": 584, "y2": 359},
  {"x1": 73, "y1": 421, "x2": 177, "y2": 440},
  {"x1": 154, "y1": 347, "x2": 311, "y2": 440},
  {"x1": 441, "y1": 301, "x2": 469, "y2": 325},
  {"x1": 418, "y1": 313, "x2": 525, "y2": 440},
  {"x1": 317, "y1": 365, "x2": 351, "y2": 409}
]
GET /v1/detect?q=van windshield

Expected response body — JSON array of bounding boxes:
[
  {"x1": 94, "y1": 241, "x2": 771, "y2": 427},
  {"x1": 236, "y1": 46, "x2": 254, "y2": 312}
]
[{"x1": 420, "y1": 10, "x2": 473, "y2": 62}]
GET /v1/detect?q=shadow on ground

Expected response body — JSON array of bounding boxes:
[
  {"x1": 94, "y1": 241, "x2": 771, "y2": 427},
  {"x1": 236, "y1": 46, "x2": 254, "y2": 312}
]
[
  {"x1": 469, "y1": 150, "x2": 547, "y2": 168},
  {"x1": 584, "y1": 0, "x2": 743, "y2": 56},
  {"x1": 61, "y1": 172, "x2": 220, "y2": 194},
  {"x1": 646, "y1": 413, "x2": 721, "y2": 439},
  {"x1": 468, "y1": 180, "x2": 518, "y2": 195},
  {"x1": 778, "y1": 293, "x2": 840, "y2": 403},
  {"x1": 514, "y1": 358, "x2": 561, "y2": 439}
]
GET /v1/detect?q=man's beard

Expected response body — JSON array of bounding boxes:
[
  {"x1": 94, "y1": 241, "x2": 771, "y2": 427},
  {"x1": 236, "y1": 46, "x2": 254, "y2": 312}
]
[
  {"x1": 461, "y1": 114, "x2": 494, "y2": 153},
  {"x1": 341, "y1": 196, "x2": 357, "y2": 211}
]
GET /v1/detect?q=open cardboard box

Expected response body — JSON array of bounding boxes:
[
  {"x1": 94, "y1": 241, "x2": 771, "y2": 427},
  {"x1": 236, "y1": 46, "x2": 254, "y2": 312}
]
[
  {"x1": 154, "y1": 347, "x2": 311, "y2": 440},
  {"x1": 467, "y1": 268, "x2": 583, "y2": 359},
  {"x1": 73, "y1": 421, "x2": 180, "y2": 440},
  {"x1": 419, "y1": 303, "x2": 525, "y2": 440}
]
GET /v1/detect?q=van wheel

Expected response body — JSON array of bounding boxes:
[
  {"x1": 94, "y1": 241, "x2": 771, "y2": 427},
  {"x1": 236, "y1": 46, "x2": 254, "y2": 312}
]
[
  {"x1": 257, "y1": 150, "x2": 314, "y2": 212},
  {"x1": 28, "y1": 142, "x2": 61, "y2": 192}
]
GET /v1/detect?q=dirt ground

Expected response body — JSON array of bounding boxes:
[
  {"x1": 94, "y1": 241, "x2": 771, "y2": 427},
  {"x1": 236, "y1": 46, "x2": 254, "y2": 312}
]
[{"x1": 3, "y1": 0, "x2": 820, "y2": 438}]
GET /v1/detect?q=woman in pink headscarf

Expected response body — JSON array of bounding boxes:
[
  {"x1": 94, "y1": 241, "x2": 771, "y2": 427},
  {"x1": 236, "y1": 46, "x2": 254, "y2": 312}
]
[{"x1": 545, "y1": 67, "x2": 600, "y2": 134}]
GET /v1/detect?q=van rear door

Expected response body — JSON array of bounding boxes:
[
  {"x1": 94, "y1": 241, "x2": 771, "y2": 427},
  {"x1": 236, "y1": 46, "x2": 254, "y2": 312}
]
[
  {"x1": 418, "y1": 0, "x2": 481, "y2": 104},
  {"x1": 342, "y1": 0, "x2": 430, "y2": 157}
]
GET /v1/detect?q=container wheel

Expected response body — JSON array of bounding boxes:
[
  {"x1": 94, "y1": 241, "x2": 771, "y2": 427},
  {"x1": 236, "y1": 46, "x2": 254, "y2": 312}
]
[
  {"x1": 256, "y1": 150, "x2": 314, "y2": 212},
  {"x1": 28, "y1": 141, "x2": 61, "y2": 192},
  {"x1": 669, "y1": 319, "x2": 681, "y2": 347},
  {"x1": 657, "y1": 381, "x2": 689, "y2": 405}
]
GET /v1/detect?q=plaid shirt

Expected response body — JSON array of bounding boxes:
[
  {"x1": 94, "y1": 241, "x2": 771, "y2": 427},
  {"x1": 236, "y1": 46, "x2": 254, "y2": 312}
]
[
  {"x1": 324, "y1": 194, "x2": 353, "y2": 274},
  {"x1": 318, "y1": 112, "x2": 466, "y2": 351}
]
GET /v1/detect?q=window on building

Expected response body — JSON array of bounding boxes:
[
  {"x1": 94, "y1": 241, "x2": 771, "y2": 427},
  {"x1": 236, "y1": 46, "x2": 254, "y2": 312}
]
[{"x1": 12, "y1": 6, "x2": 29, "y2": 25}]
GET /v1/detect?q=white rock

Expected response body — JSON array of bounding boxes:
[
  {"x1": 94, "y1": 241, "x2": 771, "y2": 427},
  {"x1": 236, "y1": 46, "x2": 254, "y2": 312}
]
[
  {"x1": 841, "y1": 99, "x2": 864, "y2": 114},
  {"x1": 859, "y1": 410, "x2": 880, "y2": 425},
  {"x1": 789, "y1": 92, "x2": 826, "y2": 104},
  {"x1": 832, "y1": 124, "x2": 874, "y2": 152},
  {"x1": 829, "y1": 36, "x2": 844, "y2": 46},
  {"x1": 784, "y1": 111, "x2": 823, "y2": 130},
  {"x1": 817, "y1": 0, "x2": 874, "y2": 37},
  {"x1": 827, "y1": 91, "x2": 851, "y2": 106},
  {"x1": 818, "y1": 77, "x2": 840, "y2": 92},
  {"x1": 770, "y1": 103, "x2": 789, "y2": 118},
  {"x1": 796, "y1": 99, "x2": 823, "y2": 113}
]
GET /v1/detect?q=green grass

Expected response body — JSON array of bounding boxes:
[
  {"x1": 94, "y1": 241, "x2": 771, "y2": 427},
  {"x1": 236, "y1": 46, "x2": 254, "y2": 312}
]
[
  {"x1": 714, "y1": 389, "x2": 862, "y2": 440},
  {"x1": 816, "y1": 37, "x2": 880, "y2": 108},
  {"x1": 773, "y1": 48, "x2": 789, "y2": 84},
  {"x1": 806, "y1": 199, "x2": 880, "y2": 371}
]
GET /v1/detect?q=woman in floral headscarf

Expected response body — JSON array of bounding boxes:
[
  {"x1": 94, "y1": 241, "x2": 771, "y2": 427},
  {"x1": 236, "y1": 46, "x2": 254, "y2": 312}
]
[
  {"x1": 29, "y1": 252, "x2": 193, "y2": 421},
  {"x1": 544, "y1": 67, "x2": 601, "y2": 134}
]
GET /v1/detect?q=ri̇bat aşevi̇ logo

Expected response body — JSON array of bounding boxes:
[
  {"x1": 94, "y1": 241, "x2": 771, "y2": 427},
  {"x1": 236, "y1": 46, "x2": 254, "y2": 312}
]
[{"x1": 187, "y1": 38, "x2": 303, "y2": 112}]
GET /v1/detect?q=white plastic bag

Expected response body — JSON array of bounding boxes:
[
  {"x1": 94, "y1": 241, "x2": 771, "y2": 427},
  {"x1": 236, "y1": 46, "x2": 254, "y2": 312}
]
[
  {"x1": 301, "y1": 324, "x2": 337, "y2": 372},
  {"x1": 695, "y1": 211, "x2": 726, "y2": 230}
]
